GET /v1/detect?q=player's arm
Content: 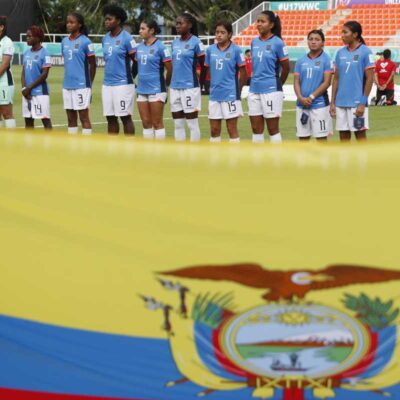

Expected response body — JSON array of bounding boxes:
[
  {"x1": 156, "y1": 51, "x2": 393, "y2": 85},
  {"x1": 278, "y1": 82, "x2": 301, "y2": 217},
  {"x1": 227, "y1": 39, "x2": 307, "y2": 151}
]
[
  {"x1": 21, "y1": 65, "x2": 30, "y2": 99},
  {"x1": 238, "y1": 65, "x2": 247, "y2": 93},
  {"x1": 88, "y1": 54, "x2": 96, "y2": 84},
  {"x1": 279, "y1": 58, "x2": 290, "y2": 85},
  {"x1": 198, "y1": 54, "x2": 207, "y2": 88},
  {"x1": 130, "y1": 53, "x2": 138, "y2": 80},
  {"x1": 0, "y1": 54, "x2": 11, "y2": 77},
  {"x1": 165, "y1": 60, "x2": 172, "y2": 87},
  {"x1": 355, "y1": 67, "x2": 374, "y2": 117},
  {"x1": 310, "y1": 71, "x2": 332, "y2": 100},
  {"x1": 330, "y1": 69, "x2": 339, "y2": 117},
  {"x1": 383, "y1": 70, "x2": 395, "y2": 89},
  {"x1": 293, "y1": 73, "x2": 309, "y2": 107},
  {"x1": 21, "y1": 66, "x2": 50, "y2": 98}
]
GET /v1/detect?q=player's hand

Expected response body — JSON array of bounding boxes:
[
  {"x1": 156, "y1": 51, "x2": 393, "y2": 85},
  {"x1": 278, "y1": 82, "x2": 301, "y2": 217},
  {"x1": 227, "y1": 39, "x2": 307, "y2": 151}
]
[
  {"x1": 355, "y1": 104, "x2": 365, "y2": 117},
  {"x1": 304, "y1": 97, "x2": 313, "y2": 107},
  {"x1": 299, "y1": 96, "x2": 309, "y2": 108},
  {"x1": 330, "y1": 103, "x2": 336, "y2": 117},
  {"x1": 22, "y1": 87, "x2": 31, "y2": 98}
]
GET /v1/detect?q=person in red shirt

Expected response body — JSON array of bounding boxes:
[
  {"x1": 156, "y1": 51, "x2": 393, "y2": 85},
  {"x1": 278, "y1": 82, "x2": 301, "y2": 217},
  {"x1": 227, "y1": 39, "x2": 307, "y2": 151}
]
[
  {"x1": 245, "y1": 49, "x2": 252, "y2": 85},
  {"x1": 375, "y1": 49, "x2": 397, "y2": 105}
]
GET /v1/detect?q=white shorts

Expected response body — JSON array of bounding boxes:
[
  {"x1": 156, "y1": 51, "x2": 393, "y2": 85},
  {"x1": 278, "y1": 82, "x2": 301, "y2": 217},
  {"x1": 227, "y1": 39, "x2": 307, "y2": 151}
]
[
  {"x1": 63, "y1": 88, "x2": 91, "y2": 110},
  {"x1": 335, "y1": 106, "x2": 369, "y2": 131},
  {"x1": 247, "y1": 91, "x2": 284, "y2": 119},
  {"x1": 0, "y1": 85, "x2": 14, "y2": 105},
  {"x1": 209, "y1": 100, "x2": 243, "y2": 120},
  {"x1": 170, "y1": 88, "x2": 201, "y2": 113},
  {"x1": 22, "y1": 95, "x2": 51, "y2": 119},
  {"x1": 102, "y1": 84, "x2": 135, "y2": 117},
  {"x1": 296, "y1": 106, "x2": 332, "y2": 138},
  {"x1": 137, "y1": 93, "x2": 167, "y2": 103}
]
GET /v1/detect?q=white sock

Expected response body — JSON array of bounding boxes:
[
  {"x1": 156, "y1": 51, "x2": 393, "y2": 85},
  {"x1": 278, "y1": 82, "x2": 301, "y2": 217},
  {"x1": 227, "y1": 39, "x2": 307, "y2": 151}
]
[
  {"x1": 143, "y1": 128, "x2": 154, "y2": 139},
  {"x1": 229, "y1": 137, "x2": 240, "y2": 143},
  {"x1": 155, "y1": 128, "x2": 166, "y2": 140},
  {"x1": 68, "y1": 127, "x2": 78, "y2": 135},
  {"x1": 174, "y1": 119, "x2": 186, "y2": 141},
  {"x1": 82, "y1": 129, "x2": 92, "y2": 136},
  {"x1": 252, "y1": 133, "x2": 264, "y2": 143},
  {"x1": 187, "y1": 118, "x2": 201, "y2": 142},
  {"x1": 0, "y1": 120, "x2": 4, "y2": 128},
  {"x1": 270, "y1": 132, "x2": 282, "y2": 143},
  {"x1": 4, "y1": 119, "x2": 16, "y2": 128},
  {"x1": 210, "y1": 136, "x2": 222, "y2": 143}
]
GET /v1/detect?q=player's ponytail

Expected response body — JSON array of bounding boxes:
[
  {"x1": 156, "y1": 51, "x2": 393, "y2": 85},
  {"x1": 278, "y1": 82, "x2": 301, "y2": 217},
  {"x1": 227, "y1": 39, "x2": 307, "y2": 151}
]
[
  {"x1": 181, "y1": 13, "x2": 198, "y2": 37},
  {"x1": 261, "y1": 10, "x2": 282, "y2": 39},
  {"x1": 0, "y1": 16, "x2": 7, "y2": 39},
  {"x1": 69, "y1": 13, "x2": 89, "y2": 36},
  {"x1": 344, "y1": 21, "x2": 366, "y2": 45}
]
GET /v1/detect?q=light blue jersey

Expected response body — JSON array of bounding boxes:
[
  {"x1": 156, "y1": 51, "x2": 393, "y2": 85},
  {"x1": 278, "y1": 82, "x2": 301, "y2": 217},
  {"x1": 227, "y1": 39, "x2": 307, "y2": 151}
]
[
  {"x1": 205, "y1": 42, "x2": 245, "y2": 102},
  {"x1": 62, "y1": 34, "x2": 95, "y2": 89},
  {"x1": 250, "y1": 35, "x2": 288, "y2": 94},
  {"x1": 135, "y1": 39, "x2": 171, "y2": 95},
  {"x1": 102, "y1": 30, "x2": 136, "y2": 86},
  {"x1": 294, "y1": 51, "x2": 333, "y2": 109},
  {"x1": 334, "y1": 44, "x2": 375, "y2": 107},
  {"x1": 23, "y1": 47, "x2": 51, "y2": 96},
  {"x1": 170, "y1": 35, "x2": 205, "y2": 89}
]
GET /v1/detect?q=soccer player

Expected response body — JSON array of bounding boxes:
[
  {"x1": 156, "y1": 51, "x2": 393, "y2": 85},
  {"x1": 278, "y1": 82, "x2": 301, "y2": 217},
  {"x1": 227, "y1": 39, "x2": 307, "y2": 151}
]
[
  {"x1": 375, "y1": 49, "x2": 397, "y2": 106},
  {"x1": 205, "y1": 21, "x2": 247, "y2": 143},
  {"x1": 21, "y1": 26, "x2": 52, "y2": 130},
  {"x1": 136, "y1": 20, "x2": 172, "y2": 140},
  {"x1": 294, "y1": 30, "x2": 333, "y2": 141},
  {"x1": 102, "y1": 4, "x2": 136, "y2": 135},
  {"x1": 170, "y1": 13, "x2": 206, "y2": 142},
  {"x1": 248, "y1": 11, "x2": 289, "y2": 143},
  {"x1": 62, "y1": 13, "x2": 96, "y2": 135},
  {"x1": 330, "y1": 21, "x2": 374, "y2": 141},
  {"x1": 0, "y1": 16, "x2": 16, "y2": 129}
]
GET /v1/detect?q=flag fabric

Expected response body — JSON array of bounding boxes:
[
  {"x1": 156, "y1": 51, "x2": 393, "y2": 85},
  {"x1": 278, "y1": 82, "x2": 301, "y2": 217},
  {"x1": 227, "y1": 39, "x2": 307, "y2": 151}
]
[{"x1": 0, "y1": 132, "x2": 399, "y2": 400}]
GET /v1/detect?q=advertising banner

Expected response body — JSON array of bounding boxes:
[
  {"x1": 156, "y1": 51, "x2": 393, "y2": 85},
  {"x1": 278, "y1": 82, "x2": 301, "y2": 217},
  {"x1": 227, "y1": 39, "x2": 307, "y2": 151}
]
[
  {"x1": 337, "y1": 0, "x2": 400, "y2": 7},
  {"x1": 271, "y1": 1, "x2": 328, "y2": 10}
]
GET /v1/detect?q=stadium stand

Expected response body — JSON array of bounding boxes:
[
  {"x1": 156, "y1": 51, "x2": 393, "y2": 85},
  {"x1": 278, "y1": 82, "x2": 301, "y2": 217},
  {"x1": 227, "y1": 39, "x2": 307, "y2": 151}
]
[{"x1": 233, "y1": 5, "x2": 400, "y2": 47}]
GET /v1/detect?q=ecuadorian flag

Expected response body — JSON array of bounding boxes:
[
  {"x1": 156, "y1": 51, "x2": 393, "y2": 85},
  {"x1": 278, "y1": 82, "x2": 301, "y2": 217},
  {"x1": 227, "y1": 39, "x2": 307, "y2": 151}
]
[{"x1": 1, "y1": 132, "x2": 399, "y2": 400}]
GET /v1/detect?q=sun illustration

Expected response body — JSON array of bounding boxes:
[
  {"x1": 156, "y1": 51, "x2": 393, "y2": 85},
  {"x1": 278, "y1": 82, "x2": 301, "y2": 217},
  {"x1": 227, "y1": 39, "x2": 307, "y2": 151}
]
[{"x1": 277, "y1": 310, "x2": 311, "y2": 325}]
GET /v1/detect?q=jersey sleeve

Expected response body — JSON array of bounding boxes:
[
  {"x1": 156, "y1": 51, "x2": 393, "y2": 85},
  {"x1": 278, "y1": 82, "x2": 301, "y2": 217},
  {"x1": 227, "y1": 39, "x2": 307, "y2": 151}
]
[
  {"x1": 236, "y1": 47, "x2": 246, "y2": 67},
  {"x1": 125, "y1": 35, "x2": 136, "y2": 55},
  {"x1": 294, "y1": 60, "x2": 300, "y2": 75},
  {"x1": 389, "y1": 61, "x2": 397, "y2": 74},
  {"x1": 363, "y1": 48, "x2": 375, "y2": 71},
  {"x1": 86, "y1": 38, "x2": 95, "y2": 57},
  {"x1": 276, "y1": 40, "x2": 288, "y2": 61},
  {"x1": 3, "y1": 37, "x2": 14, "y2": 56},
  {"x1": 204, "y1": 47, "x2": 210, "y2": 67},
  {"x1": 160, "y1": 43, "x2": 171, "y2": 62},
  {"x1": 195, "y1": 39, "x2": 205, "y2": 58},
  {"x1": 334, "y1": 50, "x2": 340, "y2": 72},
  {"x1": 42, "y1": 49, "x2": 52, "y2": 69}
]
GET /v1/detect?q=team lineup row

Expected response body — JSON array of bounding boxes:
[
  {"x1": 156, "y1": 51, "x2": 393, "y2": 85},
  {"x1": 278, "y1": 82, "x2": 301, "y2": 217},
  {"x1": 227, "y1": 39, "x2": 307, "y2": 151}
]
[{"x1": 0, "y1": 5, "x2": 376, "y2": 142}]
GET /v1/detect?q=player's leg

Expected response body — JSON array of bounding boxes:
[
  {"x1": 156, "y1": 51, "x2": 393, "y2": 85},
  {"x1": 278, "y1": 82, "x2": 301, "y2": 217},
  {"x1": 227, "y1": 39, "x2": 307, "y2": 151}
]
[
  {"x1": 25, "y1": 118, "x2": 34, "y2": 128},
  {"x1": 210, "y1": 119, "x2": 222, "y2": 142},
  {"x1": 78, "y1": 109, "x2": 92, "y2": 135},
  {"x1": 120, "y1": 115, "x2": 135, "y2": 136},
  {"x1": 312, "y1": 106, "x2": 331, "y2": 142},
  {"x1": 296, "y1": 107, "x2": 311, "y2": 142},
  {"x1": 22, "y1": 97, "x2": 34, "y2": 128},
  {"x1": 183, "y1": 88, "x2": 201, "y2": 142},
  {"x1": 149, "y1": 99, "x2": 166, "y2": 140},
  {"x1": 66, "y1": 109, "x2": 79, "y2": 134},
  {"x1": 137, "y1": 97, "x2": 154, "y2": 139},
  {"x1": 116, "y1": 85, "x2": 135, "y2": 136},
  {"x1": 171, "y1": 89, "x2": 186, "y2": 141},
  {"x1": 263, "y1": 92, "x2": 283, "y2": 143},
  {"x1": 335, "y1": 107, "x2": 352, "y2": 141},
  {"x1": 42, "y1": 118, "x2": 52, "y2": 130},
  {"x1": 248, "y1": 93, "x2": 265, "y2": 143},
  {"x1": 106, "y1": 116, "x2": 119, "y2": 134},
  {"x1": 0, "y1": 86, "x2": 16, "y2": 128},
  {"x1": 354, "y1": 107, "x2": 368, "y2": 141},
  {"x1": 102, "y1": 85, "x2": 119, "y2": 134},
  {"x1": 226, "y1": 118, "x2": 240, "y2": 142},
  {"x1": 209, "y1": 101, "x2": 222, "y2": 142}
]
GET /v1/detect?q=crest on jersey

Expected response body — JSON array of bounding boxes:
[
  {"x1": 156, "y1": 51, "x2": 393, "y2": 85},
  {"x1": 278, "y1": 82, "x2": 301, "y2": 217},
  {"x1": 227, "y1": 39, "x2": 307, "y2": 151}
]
[
  {"x1": 354, "y1": 55, "x2": 359, "y2": 61},
  {"x1": 116, "y1": 40, "x2": 121, "y2": 46},
  {"x1": 266, "y1": 45, "x2": 272, "y2": 51},
  {"x1": 315, "y1": 61, "x2": 321, "y2": 66},
  {"x1": 34, "y1": 55, "x2": 39, "y2": 60},
  {"x1": 140, "y1": 263, "x2": 400, "y2": 399},
  {"x1": 226, "y1": 52, "x2": 231, "y2": 59},
  {"x1": 185, "y1": 44, "x2": 190, "y2": 49},
  {"x1": 74, "y1": 44, "x2": 79, "y2": 49},
  {"x1": 149, "y1": 49, "x2": 155, "y2": 55}
]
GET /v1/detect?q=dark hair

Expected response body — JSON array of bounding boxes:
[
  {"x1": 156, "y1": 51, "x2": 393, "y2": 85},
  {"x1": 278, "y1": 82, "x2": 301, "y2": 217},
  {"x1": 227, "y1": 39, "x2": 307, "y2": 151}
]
[
  {"x1": 28, "y1": 25, "x2": 45, "y2": 42},
  {"x1": 103, "y1": 4, "x2": 127, "y2": 24},
  {"x1": 214, "y1": 20, "x2": 233, "y2": 36},
  {"x1": 141, "y1": 19, "x2": 161, "y2": 35},
  {"x1": 180, "y1": 13, "x2": 198, "y2": 36},
  {"x1": 383, "y1": 49, "x2": 391, "y2": 59},
  {"x1": 260, "y1": 11, "x2": 282, "y2": 39},
  {"x1": 307, "y1": 29, "x2": 325, "y2": 42},
  {"x1": 245, "y1": 49, "x2": 251, "y2": 54},
  {"x1": 68, "y1": 13, "x2": 89, "y2": 36},
  {"x1": 0, "y1": 15, "x2": 7, "y2": 38},
  {"x1": 343, "y1": 21, "x2": 365, "y2": 45}
]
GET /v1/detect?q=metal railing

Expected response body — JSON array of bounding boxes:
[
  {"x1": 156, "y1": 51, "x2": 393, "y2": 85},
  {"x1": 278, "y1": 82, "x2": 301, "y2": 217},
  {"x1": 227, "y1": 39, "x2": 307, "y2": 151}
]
[{"x1": 232, "y1": 2, "x2": 270, "y2": 36}]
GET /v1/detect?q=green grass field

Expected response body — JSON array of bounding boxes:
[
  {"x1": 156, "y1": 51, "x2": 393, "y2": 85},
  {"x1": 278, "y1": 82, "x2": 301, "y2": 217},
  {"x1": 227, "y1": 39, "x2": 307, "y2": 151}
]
[{"x1": 10, "y1": 65, "x2": 400, "y2": 141}]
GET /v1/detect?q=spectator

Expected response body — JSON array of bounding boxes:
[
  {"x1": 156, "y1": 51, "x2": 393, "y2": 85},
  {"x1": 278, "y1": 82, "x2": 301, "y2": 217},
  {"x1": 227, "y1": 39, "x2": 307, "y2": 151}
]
[
  {"x1": 245, "y1": 49, "x2": 252, "y2": 85},
  {"x1": 375, "y1": 49, "x2": 397, "y2": 106}
]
